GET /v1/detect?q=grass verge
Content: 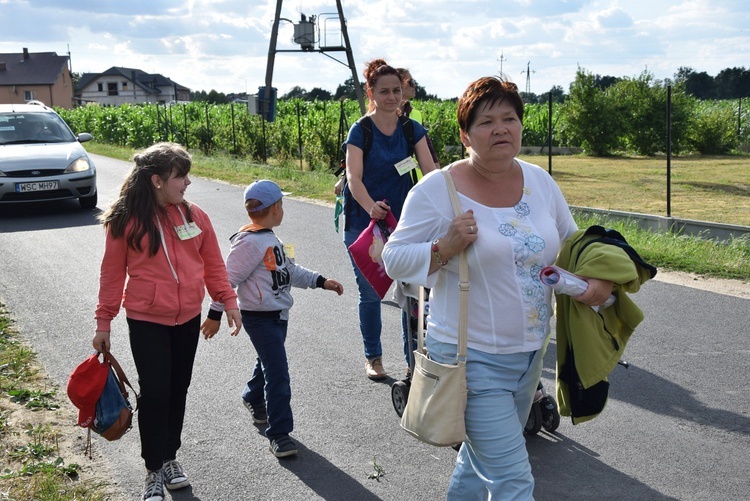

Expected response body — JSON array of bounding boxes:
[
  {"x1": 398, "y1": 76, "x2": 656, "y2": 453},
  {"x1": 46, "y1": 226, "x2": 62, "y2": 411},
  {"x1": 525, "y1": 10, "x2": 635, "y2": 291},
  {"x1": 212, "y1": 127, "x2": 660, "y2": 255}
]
[
  {"x1": 0, "y1": 304, "x2": 118, "y2": 500},
  {"x1": 85, "y1": 142, "x2": 750, "y2": 281}
]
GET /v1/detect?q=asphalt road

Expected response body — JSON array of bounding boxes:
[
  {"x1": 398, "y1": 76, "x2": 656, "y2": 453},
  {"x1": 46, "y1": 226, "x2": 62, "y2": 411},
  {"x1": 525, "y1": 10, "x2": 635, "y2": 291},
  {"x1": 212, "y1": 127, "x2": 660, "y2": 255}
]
[{"x1": 0, "y1": 154, "x2": 748, "y2": 501}]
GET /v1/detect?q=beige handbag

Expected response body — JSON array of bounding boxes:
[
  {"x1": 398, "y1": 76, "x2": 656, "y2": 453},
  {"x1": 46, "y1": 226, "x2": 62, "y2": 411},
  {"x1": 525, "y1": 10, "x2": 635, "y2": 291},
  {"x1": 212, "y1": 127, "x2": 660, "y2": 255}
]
[{"x1": 400, "y1": 168, "x2": 469, "y2": 447}]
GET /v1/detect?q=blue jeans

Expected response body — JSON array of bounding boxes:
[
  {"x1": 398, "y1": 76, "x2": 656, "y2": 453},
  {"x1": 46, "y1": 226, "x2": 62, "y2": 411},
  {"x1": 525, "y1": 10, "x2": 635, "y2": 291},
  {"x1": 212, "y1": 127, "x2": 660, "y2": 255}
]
[
  {"x1": 240, "y1": 313, "x2": 293, "y2": 440},
  {"x1": 344, "y1": 229, "x2": 383, "y2": 360},
  {"x1": 427, "y1": 334, "x2": 544, "y2": 500}
]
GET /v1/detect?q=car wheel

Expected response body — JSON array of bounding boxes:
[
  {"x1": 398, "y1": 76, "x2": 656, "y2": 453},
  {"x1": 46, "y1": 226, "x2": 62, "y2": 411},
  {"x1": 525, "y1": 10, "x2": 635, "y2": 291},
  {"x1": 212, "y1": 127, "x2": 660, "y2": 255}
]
[{"x1": 79, "y1": 191, "x2": 98, "y2": 209}]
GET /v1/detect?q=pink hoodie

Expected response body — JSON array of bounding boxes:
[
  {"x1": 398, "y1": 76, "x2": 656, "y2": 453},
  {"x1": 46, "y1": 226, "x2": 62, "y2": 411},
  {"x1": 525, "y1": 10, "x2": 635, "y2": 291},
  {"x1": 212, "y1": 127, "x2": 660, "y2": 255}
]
[{"x1": 95, "y1": 203, "x2": 238, "y2": 331}]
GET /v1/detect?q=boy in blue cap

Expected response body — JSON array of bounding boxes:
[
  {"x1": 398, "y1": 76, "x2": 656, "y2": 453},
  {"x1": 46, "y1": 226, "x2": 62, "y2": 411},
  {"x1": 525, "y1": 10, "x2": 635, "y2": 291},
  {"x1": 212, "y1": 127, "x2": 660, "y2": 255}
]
[{"x1": 206, "y1": 180, "x2": 344, "y2": 457}]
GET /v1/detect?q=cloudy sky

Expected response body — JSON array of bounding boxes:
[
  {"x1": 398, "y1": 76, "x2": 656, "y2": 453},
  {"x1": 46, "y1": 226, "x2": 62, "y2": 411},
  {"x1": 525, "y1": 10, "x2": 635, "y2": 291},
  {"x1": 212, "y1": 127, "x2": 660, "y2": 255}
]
[{"x1": 1, "y1": 0, "x2": 747, "y2": 99}]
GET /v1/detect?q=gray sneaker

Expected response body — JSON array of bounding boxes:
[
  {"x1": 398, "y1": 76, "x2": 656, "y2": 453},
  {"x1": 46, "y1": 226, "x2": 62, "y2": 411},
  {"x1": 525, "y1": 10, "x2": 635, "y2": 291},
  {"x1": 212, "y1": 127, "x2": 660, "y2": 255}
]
[
  {"x1": 162, "y1": 459, "x2": 190, "y2": 490},
  {"x1": 242, "y1": 398, "x2": 268, "y2": 424},
  {"x1": 142, "y1": 470, "x2": 164, "y2": 501},
  {"x1": 269, "y1": 435, "x2": 298, "y2": 458}
]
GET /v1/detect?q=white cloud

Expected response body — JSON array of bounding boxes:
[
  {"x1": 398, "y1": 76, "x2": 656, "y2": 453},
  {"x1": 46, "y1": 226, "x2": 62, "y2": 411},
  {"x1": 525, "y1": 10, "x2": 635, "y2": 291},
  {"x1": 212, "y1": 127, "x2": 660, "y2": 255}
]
[{"x1": 0, "y1": 0, "x2": 747, "y2": 99}]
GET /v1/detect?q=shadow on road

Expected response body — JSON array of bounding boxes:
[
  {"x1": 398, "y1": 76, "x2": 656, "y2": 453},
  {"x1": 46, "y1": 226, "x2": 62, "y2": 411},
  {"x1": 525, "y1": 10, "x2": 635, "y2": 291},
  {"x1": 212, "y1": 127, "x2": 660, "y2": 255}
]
[
  {"x1": 527, "y1": 432, "x2": 680, "y2": 500},
  {"x1": 0, "y1": 199, "x2": 101, "y2": 232},
  {"x1": 609, "y1": 364, "x2": 750, "y2": 437},
  {"x1": 277, "y1": 439, "x2": 383, "y2": 501}
]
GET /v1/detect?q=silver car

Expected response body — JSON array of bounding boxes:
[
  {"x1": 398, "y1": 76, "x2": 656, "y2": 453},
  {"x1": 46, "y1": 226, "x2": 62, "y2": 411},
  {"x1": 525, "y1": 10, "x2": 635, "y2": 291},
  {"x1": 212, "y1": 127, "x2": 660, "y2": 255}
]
[{"x1": 0, "y1": 102, "x2": 97, "y2": 208}]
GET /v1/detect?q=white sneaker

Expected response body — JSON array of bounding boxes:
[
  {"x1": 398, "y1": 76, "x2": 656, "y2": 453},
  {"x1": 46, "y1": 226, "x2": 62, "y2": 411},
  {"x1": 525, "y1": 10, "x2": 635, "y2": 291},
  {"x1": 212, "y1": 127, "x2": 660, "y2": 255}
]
[
  {"x1": 162, "y1": 459, "x2": 190, "y2": 490},
  {"x1": 142, "y1": 470, "x2": 164, "y2": 501}
]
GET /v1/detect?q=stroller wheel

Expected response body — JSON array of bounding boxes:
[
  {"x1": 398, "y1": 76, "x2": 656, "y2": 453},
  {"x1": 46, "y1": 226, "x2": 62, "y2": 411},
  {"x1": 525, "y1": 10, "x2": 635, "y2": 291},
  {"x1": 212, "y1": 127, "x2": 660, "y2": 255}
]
[
  {"x1": 540, "y1": 396, "x2": 561, "y2": 432},
  {"x1": 391, "y1": 380, "x2": 410, "y2": 418},
  {"x1": 524, "y1": 401, "x2": 543, "y2": 435}
]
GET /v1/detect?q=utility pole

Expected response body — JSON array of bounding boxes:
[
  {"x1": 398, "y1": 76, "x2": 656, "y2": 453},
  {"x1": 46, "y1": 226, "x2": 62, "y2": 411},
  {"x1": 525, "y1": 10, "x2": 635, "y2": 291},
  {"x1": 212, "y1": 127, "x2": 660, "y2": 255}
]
[
  {"x1": 521, "y1": 61, "x2": 535, "y2": 94},
  {"x1": 497, "y1": 51, "x2": 507, "y2": 75},
  {"x1": 264, "y1": 0, "x2": 365, "y2": 117}
]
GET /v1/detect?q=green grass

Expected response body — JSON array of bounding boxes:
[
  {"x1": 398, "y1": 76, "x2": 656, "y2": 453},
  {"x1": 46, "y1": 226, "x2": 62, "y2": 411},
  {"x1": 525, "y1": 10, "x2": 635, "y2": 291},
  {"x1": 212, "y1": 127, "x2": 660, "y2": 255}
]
[
  {"x1": 85, "y1": 142, "x2": 750, "y2": 281},
  {"x1": 528, "y1": 154, "x2": 750, "y2": 227},
  {"x1": 0, "y1": 306, "x2": 112, "y2": 500}
]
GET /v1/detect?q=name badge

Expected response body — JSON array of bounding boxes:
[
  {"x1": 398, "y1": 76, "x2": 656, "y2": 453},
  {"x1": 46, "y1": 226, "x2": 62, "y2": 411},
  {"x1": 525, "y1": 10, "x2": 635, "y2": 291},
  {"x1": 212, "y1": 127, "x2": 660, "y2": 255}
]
[
  {"x1": 394, "y1": 156, "x2": 418, "y2": 176},
  {"x1": 283, "y1": 243, "x2": 295, "y2": 260},
  {"x1": 175, "y1": 222, "x2": 202, "y2": 240}
]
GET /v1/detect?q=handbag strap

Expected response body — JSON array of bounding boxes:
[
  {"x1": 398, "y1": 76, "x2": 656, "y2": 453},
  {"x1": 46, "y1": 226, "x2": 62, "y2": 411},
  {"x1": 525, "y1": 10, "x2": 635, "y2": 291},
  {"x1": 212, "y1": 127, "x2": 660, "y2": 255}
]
[
  {"x1": 442, "y1": 169, "x2": 469, "y2": 360},
  {"x1": 103, "y1": 350, "x2": 138, "y2": 408},
  {"x1": 416, "y1": 167, "x2": 469, "y2": 361}
]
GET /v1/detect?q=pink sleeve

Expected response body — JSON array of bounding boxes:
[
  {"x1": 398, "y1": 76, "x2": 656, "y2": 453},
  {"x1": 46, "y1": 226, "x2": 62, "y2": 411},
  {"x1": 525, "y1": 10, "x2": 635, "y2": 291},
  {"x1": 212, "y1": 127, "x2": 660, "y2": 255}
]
[
  {"x1": 94, "y1": 226, "x2": 128, "y2": 332},
  {"x1": 195, "y1": 208, "x2": 239, "y2": 311}
]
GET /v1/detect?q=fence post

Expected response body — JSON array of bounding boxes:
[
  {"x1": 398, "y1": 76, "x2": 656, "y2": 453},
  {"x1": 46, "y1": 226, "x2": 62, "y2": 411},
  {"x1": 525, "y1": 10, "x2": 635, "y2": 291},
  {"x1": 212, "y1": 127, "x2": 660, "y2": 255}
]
[
  {"x1": 739, "y1": 97, "x2": 742, "y2": 139},
  {"x1": 231, "y1": 102, "x2": 237, "y2": 155},
  {"x1": 296, "y1": 101, "x2": 303, "y2": 170},
  {"x1": 183, "y1": 104, "x2": 188, "y2": 149},
  {"x1": 261, "y1": 115, "x2": 267, "y2": 164},
  {"x1": 547, "y1": 90, "x2": 553, "y2": 175},
  {"x1": 666, "y1": 85, "x2": 672, "y2": 218}
]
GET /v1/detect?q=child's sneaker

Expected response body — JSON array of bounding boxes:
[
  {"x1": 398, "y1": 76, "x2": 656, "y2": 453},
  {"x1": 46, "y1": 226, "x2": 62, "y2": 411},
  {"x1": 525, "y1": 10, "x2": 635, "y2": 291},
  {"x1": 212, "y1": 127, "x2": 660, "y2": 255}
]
[
  {"x1": 242, "y1": 398, "x2": 268, "y2": 424},
  {"x1": 142, "y1": 469, "x2": 164, "y2": 501},
  {"x1": 269, "y1": 435, "x2": 298, "y2": 458},
  {"x1": 162, "y1": 459, "x2": 189, "y2": 490}
]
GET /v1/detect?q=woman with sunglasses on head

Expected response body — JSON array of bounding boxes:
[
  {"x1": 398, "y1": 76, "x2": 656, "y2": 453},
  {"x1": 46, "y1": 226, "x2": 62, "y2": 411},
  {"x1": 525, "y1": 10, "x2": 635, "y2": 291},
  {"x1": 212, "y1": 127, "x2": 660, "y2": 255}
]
[
  {"x1": 397, "y1": 67, "x2": 440, "y2": 172},
  {"x1": 342, "y1": 58, "x2": 436, "y2": 380}
]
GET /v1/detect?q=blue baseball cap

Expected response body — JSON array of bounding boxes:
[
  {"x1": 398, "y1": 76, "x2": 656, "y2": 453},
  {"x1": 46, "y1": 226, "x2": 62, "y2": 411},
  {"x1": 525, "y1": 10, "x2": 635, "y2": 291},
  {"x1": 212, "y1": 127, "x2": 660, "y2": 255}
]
[{"x1": 243, "y1": 180, "x2": 290, "y2": 212}]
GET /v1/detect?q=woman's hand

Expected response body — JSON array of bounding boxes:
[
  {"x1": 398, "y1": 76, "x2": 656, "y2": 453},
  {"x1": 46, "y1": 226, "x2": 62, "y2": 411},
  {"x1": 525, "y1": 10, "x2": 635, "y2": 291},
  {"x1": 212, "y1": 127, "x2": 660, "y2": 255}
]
[
  {"x1": 334, "y1": 177, "x2": 345, "y2": 196},
  {"x1": 92, "y1": 330, "x2": 111, "y2": 353},
  {"x1": 370, "y1": 200, "x2": 391, "y2": 220},
  {"x1": 440, "y1": 210, "x2": 478, "y2": 258},
  {"x1": 574, "y1": 277, "x2": 614, "y2": 306}
]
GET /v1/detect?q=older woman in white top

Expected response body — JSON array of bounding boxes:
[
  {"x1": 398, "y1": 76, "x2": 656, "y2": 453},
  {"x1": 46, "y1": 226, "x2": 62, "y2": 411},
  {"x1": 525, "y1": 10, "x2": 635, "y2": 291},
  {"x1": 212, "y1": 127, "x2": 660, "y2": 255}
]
[{"x1": 382, "y1": 76, "x2": 612, "y2": 499}]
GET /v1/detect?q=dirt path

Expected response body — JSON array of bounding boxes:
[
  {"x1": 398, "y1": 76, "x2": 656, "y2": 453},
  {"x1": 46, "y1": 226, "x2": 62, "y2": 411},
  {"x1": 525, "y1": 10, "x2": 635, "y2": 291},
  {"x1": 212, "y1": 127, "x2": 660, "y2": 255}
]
[{"x1": 653, "y1": 271, "x2": 750, "y2": 300}]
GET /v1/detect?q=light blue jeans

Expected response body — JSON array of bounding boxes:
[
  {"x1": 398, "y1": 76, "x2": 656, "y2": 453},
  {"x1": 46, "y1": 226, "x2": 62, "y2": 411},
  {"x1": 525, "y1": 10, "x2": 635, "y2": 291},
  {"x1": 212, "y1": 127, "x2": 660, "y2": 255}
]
[
  {"x1": 344, "y1": 229, "x2": 383, "y2": 360},
  {"x1": 427, "y1": 333, "x2": 544, "y2": 500}
]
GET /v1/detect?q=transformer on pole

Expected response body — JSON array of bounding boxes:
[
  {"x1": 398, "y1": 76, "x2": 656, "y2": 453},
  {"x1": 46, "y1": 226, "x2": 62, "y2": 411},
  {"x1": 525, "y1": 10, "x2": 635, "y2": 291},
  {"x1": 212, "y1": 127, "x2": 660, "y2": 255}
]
[{"x1": 263, "y1": 0, "x2": 366, "y2": 121}]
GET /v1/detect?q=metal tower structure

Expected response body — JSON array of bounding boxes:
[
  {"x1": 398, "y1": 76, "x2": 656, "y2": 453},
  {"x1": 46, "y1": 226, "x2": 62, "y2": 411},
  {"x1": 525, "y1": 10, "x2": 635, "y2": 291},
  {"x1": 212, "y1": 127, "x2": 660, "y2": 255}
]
[
  {"x1": 521, "y1": 61, "x2": 535, "y2": 94},
  {"x1": 263, "y1": 0, "x2": 366, "y2": 119}
]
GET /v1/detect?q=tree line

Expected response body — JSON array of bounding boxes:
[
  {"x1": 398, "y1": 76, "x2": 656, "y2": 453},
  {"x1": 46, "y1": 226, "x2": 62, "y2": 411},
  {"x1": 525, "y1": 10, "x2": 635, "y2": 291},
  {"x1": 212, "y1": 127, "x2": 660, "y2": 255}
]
[{"x1": 189, "y1": 66, "x2": 749, "y2": 104}]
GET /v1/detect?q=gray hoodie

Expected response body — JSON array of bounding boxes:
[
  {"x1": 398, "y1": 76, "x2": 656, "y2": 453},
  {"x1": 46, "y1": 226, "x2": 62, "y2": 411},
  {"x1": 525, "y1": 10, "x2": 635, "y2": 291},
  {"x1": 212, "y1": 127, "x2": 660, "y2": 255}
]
[{"x1": 209, "y1": 226, "x2": 322, "y2": 321}]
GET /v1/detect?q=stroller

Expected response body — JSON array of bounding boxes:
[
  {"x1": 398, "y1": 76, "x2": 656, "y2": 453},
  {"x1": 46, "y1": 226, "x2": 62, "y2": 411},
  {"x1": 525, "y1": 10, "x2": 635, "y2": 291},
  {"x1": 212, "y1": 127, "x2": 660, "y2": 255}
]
[{"x1": 390, "y1": 282, "x2": 560, "y2": 436}]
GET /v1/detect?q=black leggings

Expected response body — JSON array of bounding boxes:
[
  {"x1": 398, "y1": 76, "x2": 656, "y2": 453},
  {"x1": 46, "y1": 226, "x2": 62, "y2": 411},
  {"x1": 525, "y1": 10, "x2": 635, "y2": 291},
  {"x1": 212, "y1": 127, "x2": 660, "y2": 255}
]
[{"x1": 128, "y1": 315, "x2": 200, "y2": 471}]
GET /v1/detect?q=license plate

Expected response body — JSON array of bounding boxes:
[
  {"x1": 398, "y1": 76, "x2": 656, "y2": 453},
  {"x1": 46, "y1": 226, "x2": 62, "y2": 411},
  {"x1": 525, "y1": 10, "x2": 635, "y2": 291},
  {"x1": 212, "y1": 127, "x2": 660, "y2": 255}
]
[{"x1": 16, "y1": 180, "x2": 59, "y2": 192}]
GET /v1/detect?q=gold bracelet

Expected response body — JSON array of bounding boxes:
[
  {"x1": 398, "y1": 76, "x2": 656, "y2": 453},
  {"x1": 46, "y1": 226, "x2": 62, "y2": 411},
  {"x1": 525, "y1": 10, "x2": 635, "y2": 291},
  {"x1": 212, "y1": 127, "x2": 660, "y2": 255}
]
[{"x1": 431, "y1": 239, "x2": 449, "y2": 266}]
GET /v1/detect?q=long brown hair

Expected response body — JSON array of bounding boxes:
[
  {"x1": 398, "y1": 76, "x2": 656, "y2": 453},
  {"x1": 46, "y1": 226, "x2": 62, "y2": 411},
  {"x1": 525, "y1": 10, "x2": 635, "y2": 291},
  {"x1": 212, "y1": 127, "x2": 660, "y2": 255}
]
[{"x1": 100, "y1": 142, "x2": 192, "y2": 256}]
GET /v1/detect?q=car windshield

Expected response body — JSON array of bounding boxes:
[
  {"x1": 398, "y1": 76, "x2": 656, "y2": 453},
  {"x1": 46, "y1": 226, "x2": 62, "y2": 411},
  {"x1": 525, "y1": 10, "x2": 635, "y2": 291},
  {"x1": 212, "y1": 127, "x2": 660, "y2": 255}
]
[{"x1": 0, "y1": 111, "x2": 77, "y2": 145}]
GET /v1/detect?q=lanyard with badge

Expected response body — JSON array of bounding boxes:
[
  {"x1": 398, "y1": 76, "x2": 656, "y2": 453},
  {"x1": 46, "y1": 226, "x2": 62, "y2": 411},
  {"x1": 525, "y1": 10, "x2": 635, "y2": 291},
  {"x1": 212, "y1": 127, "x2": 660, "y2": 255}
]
[{"x1": 156, "y1": 206, "x2": 202, "y2": 283}]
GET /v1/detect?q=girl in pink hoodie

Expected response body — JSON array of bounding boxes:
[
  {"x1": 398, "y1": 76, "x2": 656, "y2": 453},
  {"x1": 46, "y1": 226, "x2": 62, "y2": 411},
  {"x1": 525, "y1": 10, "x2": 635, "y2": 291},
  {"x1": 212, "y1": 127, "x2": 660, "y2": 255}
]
[{"x1": 93, "y1": 142, "x2": 240, "y2": 501}]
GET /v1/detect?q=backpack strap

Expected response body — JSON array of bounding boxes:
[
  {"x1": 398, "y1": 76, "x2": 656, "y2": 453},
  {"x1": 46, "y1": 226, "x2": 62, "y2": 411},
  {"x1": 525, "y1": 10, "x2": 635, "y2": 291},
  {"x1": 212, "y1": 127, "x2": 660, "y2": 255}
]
[
  {"x1": 359, "y1": 115, "x2": 374, "y2": 157},
  {"x1": 399, "y1": 114, "x2": 416, "y2": 157}
]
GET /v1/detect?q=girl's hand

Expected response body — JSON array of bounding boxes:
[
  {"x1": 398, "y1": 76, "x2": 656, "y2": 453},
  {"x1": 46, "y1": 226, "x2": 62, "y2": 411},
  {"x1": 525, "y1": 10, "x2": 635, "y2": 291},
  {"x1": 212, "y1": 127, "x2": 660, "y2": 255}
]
[
  {"x1": 93, "y1": 330, "x2": 111, "y2": 353},
  {"x1": 200, "y1": 318, "x2": 220, "y2": 339}
]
